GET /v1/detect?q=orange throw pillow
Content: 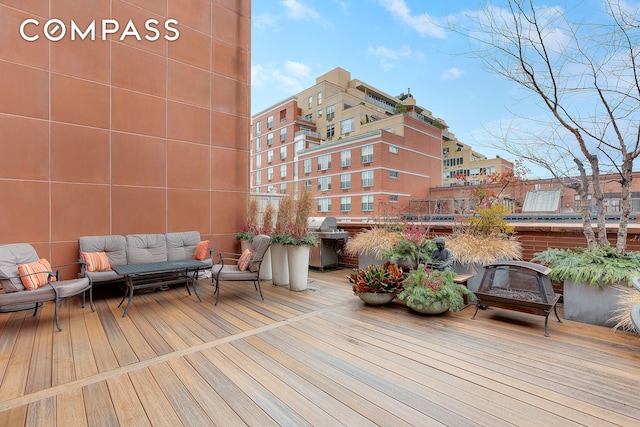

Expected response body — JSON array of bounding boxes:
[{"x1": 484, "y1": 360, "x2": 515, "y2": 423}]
[
  {"x1": 81, "y1": 252, "x2": 111, "y2": 272},
  {"x1": 18, "y1": 259, "x2": 55, "y2": 290},
  {"x1": 238, "y1": 249, "x2": 252, "y2": 271},
  {"x1": 193, "y1": 240, "x2": 211, "y2": 261}
]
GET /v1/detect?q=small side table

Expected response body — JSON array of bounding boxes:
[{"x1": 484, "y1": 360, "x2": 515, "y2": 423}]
[{"x1": 453, "y1": 273, "x2": 474, "y2": 309}]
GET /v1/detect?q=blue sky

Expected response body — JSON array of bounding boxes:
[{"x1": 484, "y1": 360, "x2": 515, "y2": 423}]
[{"x1": 250, "y1": 0, "x2": 626, "y2": 179}]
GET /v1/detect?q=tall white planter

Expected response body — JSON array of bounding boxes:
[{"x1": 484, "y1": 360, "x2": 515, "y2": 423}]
[
  {"x1": 240, "y1": 239, "x2": 252, "y2": 252},
  {"x1": 270, "y1": 243, "x2": 289, "y2": 286},
  {"x1": 287, "y1": 245, "x2": 311, "y2": 291},
  {"x1": 259, "y1": 247, "x2": 272, "y2": 281}
]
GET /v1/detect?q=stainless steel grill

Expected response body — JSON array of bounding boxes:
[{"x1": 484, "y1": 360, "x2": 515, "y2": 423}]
[{"x1": 307, "y1": 217, "x2": 349, "y2": 270}]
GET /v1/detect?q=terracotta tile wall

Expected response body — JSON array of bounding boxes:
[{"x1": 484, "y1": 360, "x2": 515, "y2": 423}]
[{"x1": 0, "y1": 0, "x2": 250, "y2": 274}]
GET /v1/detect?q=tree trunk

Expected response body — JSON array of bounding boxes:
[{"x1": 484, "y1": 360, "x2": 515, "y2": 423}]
[
  {"x1": 617, "y1": 162, "x2": 634, "y2": 254},
  {"x1": 588, "y1": 156, "x2": 609, "y2": 248}
]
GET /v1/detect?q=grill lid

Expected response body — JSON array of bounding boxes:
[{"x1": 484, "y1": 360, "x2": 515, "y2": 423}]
[{"x1": 308, "y1": 217, "x2": 338, "y2": 232}]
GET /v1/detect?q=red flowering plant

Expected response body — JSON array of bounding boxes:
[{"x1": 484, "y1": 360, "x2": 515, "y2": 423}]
[
  {"x1": 397, "y1": 264, "x2": 473, "y2": 312},
  {"x1": 347, "y1": 262, "x2": 405, "y2": 295}
]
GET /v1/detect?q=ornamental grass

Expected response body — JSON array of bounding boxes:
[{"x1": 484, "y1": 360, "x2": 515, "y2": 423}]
[
  {"x1": 345, "y1": 227, "x2": 401, "y2": 257},
  {"x1": 610, "y1": 286, "x2": 640, "y2": 333},
  {"x1": 446, "y1": 233, "x2": 522, "y2": 266}
]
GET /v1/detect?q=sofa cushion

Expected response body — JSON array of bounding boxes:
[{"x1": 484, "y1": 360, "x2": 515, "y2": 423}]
[
  {"x1": 18, "y1": 258, "x2": 55, "y2": 290},
  {"x1": 0, "y1": 243, "x2": 40, "y2": 293},
  {"x1": 80, "y1": 251, "x2": 111, "y2": 272},
  {"x1": 79, "y1": 235, "x2": 127, "y2": 267},
  {"x1": 126, "y1": 234, "x2": 167, "y2": 264},
  {"x1": 166, "y1": 231, "x2": 200, "y2": 261},
  {"x1": 193, "y1": 240, "x2": 210, "y2": 261},
  {"x1": 238, "y1": 249, "x2": 252, "y2": 272}
]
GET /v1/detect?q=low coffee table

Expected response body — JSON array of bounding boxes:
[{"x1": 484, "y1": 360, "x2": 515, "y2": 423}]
[{"x1": 112, "y1": 259, "x2": 208, "y2": 317}]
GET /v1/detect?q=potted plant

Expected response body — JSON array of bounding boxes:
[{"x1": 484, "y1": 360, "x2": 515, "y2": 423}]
[
  {"x1": 347, "y1": 262, "x2": 405, "y2": 306},
  {"x1": 283, "y1": 188, "x2": 318, "y2": 291},
  {"x1": 380, "y1": 226, "x2": 435, "y2": 271},
  {"x1": 236, "y1": 198, "x2": 259, "y2": 251},
  {"x1": 532, "y1": 246, "x2": 640, "y2": 326},
  {"x1": 270, "y1": 194, "x2": 294, "y2": 286},
  {"x1": 398, "y1": 264, "x2": 474, "y2": 314}
]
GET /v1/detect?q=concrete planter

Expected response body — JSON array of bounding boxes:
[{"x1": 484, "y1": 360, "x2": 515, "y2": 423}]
[
  {"x1": 357, "y1": 292, "x2": 396, "y2": 306},
  {"x1": 563, "y1": 279, "x2": 627, "y2": 327},
  {"x1": 259, "y1": 247, "x2": 272, "y2": 281},
  {"x1": 287, "y1": 245, "x2": 310, "y2": 291},
  {"x1": 240, "y1": 239, "x2": 252, "y2": 252},
  {"x1": 357, "y1": 253, "x2": 389, "y2": 270},
  {"x1": 270, "y1": 243, "x2": 289, "y2": 286}
]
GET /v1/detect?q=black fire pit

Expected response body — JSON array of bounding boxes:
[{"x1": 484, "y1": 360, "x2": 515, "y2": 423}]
[{"x1": 472, "y1": 261, "x2": 562, "y2": 337}]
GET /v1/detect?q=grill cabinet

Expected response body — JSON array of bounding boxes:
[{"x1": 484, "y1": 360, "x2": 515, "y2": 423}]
[
  {"x1": 307, "y1": 217, "x2": 349, "y2": 270},
  {"x1": 472, "y1": 261, "x2": 562, "y2": 336}
]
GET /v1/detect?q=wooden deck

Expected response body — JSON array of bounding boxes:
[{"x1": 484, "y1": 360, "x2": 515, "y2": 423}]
[{"x1": 1, "y1": 268, "x2": 640, "y2": 426}]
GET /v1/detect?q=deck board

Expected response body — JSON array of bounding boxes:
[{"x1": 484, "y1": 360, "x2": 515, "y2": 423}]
[{"x1": 0, "y1": 268, "x2": 639, "y2": 426}]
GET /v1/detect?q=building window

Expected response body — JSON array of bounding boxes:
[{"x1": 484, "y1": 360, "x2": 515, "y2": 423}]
[
  {"x1": 340, "y1": 196, "x2": 351, "y2": 212},
  {"x1": 280, "y1": 183, "x2": 287, "y2": 194},
  {"x1": 308, "y1": 96, "x2": 313, "y2": 109},
  {"x1": 267, "y1": 115, "x2": 273, "y2": 129},
  {"x1": 255, "y1": 121, "x2": 261, "y2": 136},
  {"x1": 267, "y1": 132, "x2": 273, "y2": 146},
  {"x1": 340, "y1": 118, "x2": 354, "y2": 134},
  {"x1": 340, "y1": 173, "x2": 351, "y2": 190},
  {"x1": 267, "y1": 150, "x2": 273, "y2": 163},
  {"x1": 303, "y1": 179, "x2": 312, "y2": 190},
  {"x1": 326, "y1": 105, "x2": 335, "y2": 120},
  {"x1": 255, "y1": 154, "x2": 262, "y2": 169},
  {"x1": 279, "y1": 108, "x2": 286, "y2": 121},
  {"x1": 318, "y1": 197, "x2": 332, "y2": 213},
  {"x1": 340, "y1": 149, "x2": 351, "y2": 167},
  {"x1": 318, "y1": 109, "x2": 323, "y2": 118},
  {"x1": 389, "y1": 170, "x2": 398, "y2": 179},
  {"x1": 280, "y1": 146, "x2": 287, "y2": 160},
  {"x1": 361, "y1": 170, "x2": 373, "y2": 187},
  {"x1": 267, "y1": 167, "x2": 273, "y2": 181},
  {"x1": 280, "y1": 164, "x2": 287, "y2": 178},
  {"x1": 390, "y1": 195, "x2": 398, "y2": 202},
  {"x1": 279, "y1": 128, "x2": 287, "y2": 142},
  {"x1": 361, "y1": 144, "x2": 373, "y2": 163},
  {"x1": 361, "y1": 195, "x2": 374, "y2": 212},
  {"x1": 443, "y1": 147, "x2": 450, "y2": 156},
  {"x1": 255, "y1": 137, "x2": 261, "y2": 151},
  {"x1": 389, "y1": 145, "x2": 399, "y2": 154},
  {"x1": 318, "y1": 154, "x2": 331, "y2": 171},
  {"x1": 305, "y1": 113, "x2": 313, "y2": 121},
  {"x1": 303, "y1": 158, "x2": 312, "y2": 174},
  {"x1": 318, "y1": 176, "x2": 331, "y2": 192},
  {"x1": 326, "y1": 124, "x2": 335, "y2": 139},
  {"x1": 317, "y1": 92, "x2": 322, "y2": 105},
  {"x1": 255, "y1": 171, "x2": 261, "y2": 185}
]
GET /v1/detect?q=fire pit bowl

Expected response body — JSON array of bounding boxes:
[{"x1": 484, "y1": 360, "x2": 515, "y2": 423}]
[{"x1": 472, "y1": 261, "x2": 562, "y2": 337}]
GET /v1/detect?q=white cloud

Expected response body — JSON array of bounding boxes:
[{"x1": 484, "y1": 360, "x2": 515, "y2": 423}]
[
  {"x1": 368, "y1": 44, "x2": 419, "y2": 70},
  {"x1": 280, "y1": 0, "x2": 321, "y2": 21},
  {"x1": 253, "y1": 13, "x2": 277, "y2": 31},
  {"x1": 442, "y1": 67, "x2": 464, "y2": 80},
  {"x1": 251, "y1": 61, "x2": 312, "y2": 94},
  {"x1": 378, "y1": 0, "x2": 446, "y2": 38}
]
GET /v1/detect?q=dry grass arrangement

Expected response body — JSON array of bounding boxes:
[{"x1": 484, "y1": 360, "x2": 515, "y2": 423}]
[
  {"x1": 276, "y1": 192, "x2": 294, "y2": 228},
  {"x1": 446, "y1": 233, "x2": 522, "y2": 266},
  {"x1": 261, "y1": 202, "x2": 275, "y2": 234},
  {"x1": 345, "y1": 228, "x2": 401, "y2": 257},
  {"x1": 294, "y1": 187, "x2": 314, "y2": 233},
  {"x1": 610, "y1": 286, "x2": 640, "y2": 333},
  {"x1": 248, "y1": 198, "x2": 259, "y2": 226}
]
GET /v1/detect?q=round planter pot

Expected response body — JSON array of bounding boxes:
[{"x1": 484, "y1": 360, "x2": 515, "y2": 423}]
[
  {"x1": 357, "y1": 292, "x2": 396, "y2": 306},
  {"x1": 287, "y1": 245, "x2": 310, "y2": 291},
  {"x1": 407, "y1": 301, "x2": 448, "y2": 315},
  {"x1": 240, "y1": 239, "x2": 252, "y2": 252},
  {"x1": 259, "y1": 247, "x2": 272, "y2": 281},
  {"x1": 270, "y1": 243, "x2": 289, "y2": 286}
]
